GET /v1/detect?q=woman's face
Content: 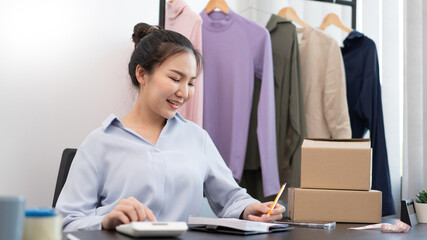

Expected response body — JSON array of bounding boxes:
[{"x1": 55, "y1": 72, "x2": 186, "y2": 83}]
[{"x1": 138, "y1": 51, "x2": 197, "y2": 120}]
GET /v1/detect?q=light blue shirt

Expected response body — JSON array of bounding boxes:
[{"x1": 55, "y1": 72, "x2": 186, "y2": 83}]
[{"x1": 56, "y1": 114, "x2": 259, "y2": 232}]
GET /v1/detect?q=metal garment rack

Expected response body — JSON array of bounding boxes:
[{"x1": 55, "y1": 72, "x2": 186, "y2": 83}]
[
  {"x1": 309, "y1": 0, "x2": 357, "y2": 29},
  {"x1": 159, "y1": 0, "x2": 166, "y2": 28},
  {"x1": 158, "y1": 0, "x2": 356, "y2": 29}
]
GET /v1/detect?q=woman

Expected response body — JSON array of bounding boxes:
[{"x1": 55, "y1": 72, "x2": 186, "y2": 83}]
[{"x1": 56, "y1": 23, "x2": 285, "y2": 232}]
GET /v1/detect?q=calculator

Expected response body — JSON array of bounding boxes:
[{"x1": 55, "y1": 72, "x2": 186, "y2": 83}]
[{"x1": 116, "y1": 221, "x2": 188, "y2": 237}]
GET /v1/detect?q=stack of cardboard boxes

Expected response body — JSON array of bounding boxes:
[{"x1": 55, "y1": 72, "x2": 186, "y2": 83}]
[{"x1": 288, "y1": 139, "x2": 382, "y2": 223}]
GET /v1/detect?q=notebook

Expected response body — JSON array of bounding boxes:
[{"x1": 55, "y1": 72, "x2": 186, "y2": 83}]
[{"x1": 188, "y1": 216, "x2": 293, "y2": 235}]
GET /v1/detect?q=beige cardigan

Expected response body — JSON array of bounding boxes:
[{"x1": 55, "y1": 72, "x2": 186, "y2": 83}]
[{"x1": 298, "y1": 26, "x2": 351, "y2": 138}]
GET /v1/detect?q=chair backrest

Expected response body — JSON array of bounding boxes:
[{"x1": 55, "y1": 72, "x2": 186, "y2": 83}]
[{"x1": 52, "y1": 148, "x2": 77, "y2": 208}]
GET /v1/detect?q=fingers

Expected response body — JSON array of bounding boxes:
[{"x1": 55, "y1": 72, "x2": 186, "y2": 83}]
[
  {"x1": 266, "y1": 203, "x2": 286, "y2": 222},
  {"x1": 113, "y1": 210, "x2": 132, "y2": 225},
  {"x1": 102, "y1": 197, "x2": 156, "y2": 229},
  {"x1": 144, "y1": 205, "x2": 157, "y2": 222},
  {"x1": 255, "y1": 202, "x2": 285, "y2": 215},
  {"x1": 268, "y1": 212, "x2": 284, "y2": 221},
  {"x1": 253, "y1": 202, "x2": 271, "y2": 214},
  {"x1": 244, "y1": 202, "x2": 286, "y2": 223},
  {"x1": 126, "y1": 197, "x2": 157, "y2": 222},
  {"x1": 116, "y1": 198, "x2": 140, "y2": 222},
  {"x1": 248, "y1": 212, "x2": 283, "y2": 222},
  {"x1": 248, "y1": 214, "x2": 265, "y2": 222},
  {"x1": 102, "y1": 210, "x2": 131, "y2": 229},
  {"x1": 123, "y1": 197, "x2": 157, "y2": 222},
  {"x1": 268, "y1": 203, "x2": 286, "y2": 216},
  {"x1": 127, "y1": 197, "x2": 146, "y2": 221}
]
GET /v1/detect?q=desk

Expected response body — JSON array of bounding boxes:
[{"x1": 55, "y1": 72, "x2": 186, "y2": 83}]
[{"x1": 62, "y1": 222, "x2": 427, "y2": 240}]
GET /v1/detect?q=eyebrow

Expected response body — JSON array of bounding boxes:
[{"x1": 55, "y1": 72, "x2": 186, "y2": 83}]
[{"x1": 170, "y1": 69, "x2": 197, "y2": 80}]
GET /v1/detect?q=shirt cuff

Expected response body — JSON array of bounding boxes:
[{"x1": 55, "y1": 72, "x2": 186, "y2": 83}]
[{"x1": 63, "y1": 215, "x2": 104, "y2": 232}]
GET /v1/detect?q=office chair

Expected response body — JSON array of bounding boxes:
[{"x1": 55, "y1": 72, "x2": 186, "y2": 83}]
[{"x1": 52, "y1": 148, "x2": 77, "y2": 208}]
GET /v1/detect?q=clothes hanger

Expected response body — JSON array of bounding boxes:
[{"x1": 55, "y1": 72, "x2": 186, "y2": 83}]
[
  {"x1": 205, "y1": 0, "x2": 230, "y2": 14},
  {"x1": 277, "y1": 7, "x2": 309, "y2": 28},
  {"x1": 319, "y1": 13, "x2": 352, "y2": 33}
]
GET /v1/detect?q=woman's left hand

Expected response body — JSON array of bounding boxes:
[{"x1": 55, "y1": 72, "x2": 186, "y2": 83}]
[{"x1": 242, "y1": 202, "x2": 285, "y2": 222}]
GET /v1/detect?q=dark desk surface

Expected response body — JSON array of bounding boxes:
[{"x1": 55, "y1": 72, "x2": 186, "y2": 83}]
[{"x1": 63, "y1": 222, "x2": 427, "y2": 240}]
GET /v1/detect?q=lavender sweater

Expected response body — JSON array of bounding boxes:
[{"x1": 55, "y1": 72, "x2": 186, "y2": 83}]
[{"x1": 201, "y1": 10, "x2": 280, "y2": 196}]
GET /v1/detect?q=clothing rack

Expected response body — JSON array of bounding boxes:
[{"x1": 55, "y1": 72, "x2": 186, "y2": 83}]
[
  {"x1": 159, "y1": 0, "x2": 166, "y2": 28},
  {"x1": 309, "y1": 0, "x2": 356, "y2": 29},
  {"x1": 158, "y1": 0, "x2": 356, "y2": 29}
]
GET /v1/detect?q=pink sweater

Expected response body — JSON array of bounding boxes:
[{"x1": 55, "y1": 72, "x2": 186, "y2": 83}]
[{"x1": 165, "y1": 0, "x2": 203, "y2": 127}]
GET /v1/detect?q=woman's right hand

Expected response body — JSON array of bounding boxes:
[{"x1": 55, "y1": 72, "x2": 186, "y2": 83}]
[{"x1": 101, "y1": 196, "x2": 157, "y2": 230}]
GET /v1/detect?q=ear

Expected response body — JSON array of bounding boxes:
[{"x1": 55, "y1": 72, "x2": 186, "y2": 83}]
[{"x1": 135, "y1": 65, "x2": 147, "y2": 86}]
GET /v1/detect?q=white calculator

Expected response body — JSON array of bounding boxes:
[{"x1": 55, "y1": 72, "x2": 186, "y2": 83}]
[{"x1": 116, "y1": 221, "x2": 188, "y2": 237}]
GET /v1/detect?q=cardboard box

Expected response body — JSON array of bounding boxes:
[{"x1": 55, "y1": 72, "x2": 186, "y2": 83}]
[
  {"x1": 301, "y1": 138, "x2": 372, "y2": 190},
  {"x1": 288, "y1": 188, "x2": 382, "y2": 223}
]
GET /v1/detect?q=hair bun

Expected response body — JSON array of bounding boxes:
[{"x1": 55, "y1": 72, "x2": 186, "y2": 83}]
[{"x1": 132, "y1": 23, "x2": 161, "y2": 46}]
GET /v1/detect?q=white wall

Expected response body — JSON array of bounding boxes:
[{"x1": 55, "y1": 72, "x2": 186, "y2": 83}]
[
  {"x1": 402, "y1": 0, "x2": 427, "y2": 202},
  {"x1": 0, "y1": 0, "x2": 402, "y2": 217},
  {"x1": 0, "y1": 0, "x2": 159, "y2": 207},
  {"x1": 379, "y1": 0, "x2": 402, "y2": 218}
]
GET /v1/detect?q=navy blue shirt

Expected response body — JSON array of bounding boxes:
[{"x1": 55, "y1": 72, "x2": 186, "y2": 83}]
[{"x1": 341, "y1": 31, "x2": 395, "y2": 216}]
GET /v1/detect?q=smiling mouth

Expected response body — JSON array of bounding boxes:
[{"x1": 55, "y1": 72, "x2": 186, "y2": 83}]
[{"x1": 167, "y1": 99, "x2": 182, "y2": 108}]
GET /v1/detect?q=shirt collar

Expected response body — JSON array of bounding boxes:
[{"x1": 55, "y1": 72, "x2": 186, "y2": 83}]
[
  {"x1": 166, "y1": 0, "x2": 188, "y2": 20},
  {"x1": 297, "y1": 25, "x2": 315, "y2": 43},
  {"x1": 200, "y1": 8, "x2": 236, "y2": 32},
  {"x1": 101, "y1": 113, "x2": 187, "y2": 131},
  {"x1": 102, "y1": 114, "x2": 121, "y2": 130},
  {"x1": 343, "y1": 30, "x2": 364, "y2": 48},
  {"x1": 174, "y1": 112, "x2": 187, "y2": 123},
  {"x1": 266, "y1": 14, "x2": 291, "y2": 32}
]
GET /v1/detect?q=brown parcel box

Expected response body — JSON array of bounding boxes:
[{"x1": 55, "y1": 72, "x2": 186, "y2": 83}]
[
  {"x1": 288, "y1": 188, "x2": 382, "y2": 223},
  {"x1": 301, "y1": 138, "x2": 372, "y2": 190}
]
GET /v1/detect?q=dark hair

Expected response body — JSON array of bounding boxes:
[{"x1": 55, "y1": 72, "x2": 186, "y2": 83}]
[{"x1": 128, "y1": 23, "x2": 202, "y2": 89}]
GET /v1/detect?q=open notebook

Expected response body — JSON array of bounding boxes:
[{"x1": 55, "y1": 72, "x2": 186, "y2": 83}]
[{"x1": 188, "y1": 216, "x2": 293, "y2": 235}]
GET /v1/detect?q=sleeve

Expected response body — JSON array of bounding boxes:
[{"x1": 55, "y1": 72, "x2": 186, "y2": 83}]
[
  {"x1": 56, "y1": 146, "x2": 104, "y2": 232},
  {"x1": 288, "y1": 27, "x2": 306, "y2": 187},
  {"x1": 203, "y1": 131, "x2": 259, "y2": 218},
  {"x1": 356, "y1": 43, "x2": 395, "y2": 216},
  {"x1": 254, "y1": 28, "x2": 281, "y2": 196},
  {"x1": 289, "y1": 27, "x2": 305, "y2": 146},
  {"x1": 323, "y1": 40, "x2": 352, "y2": 138},
  {"x1": 189, "y1": 17, "x2": 202, "y2": 53},
  {"x1": 189, "y1": 16, "x2": 204, "y2": 126}
]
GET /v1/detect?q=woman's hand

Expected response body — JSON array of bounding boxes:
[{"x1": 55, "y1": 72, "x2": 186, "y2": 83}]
[
  {"x1": 242, "y1": 202, "x2": 285, "y2": 222},
  {"x1": 101, "y1": 196, "x2": 157, "y2": 230}
]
